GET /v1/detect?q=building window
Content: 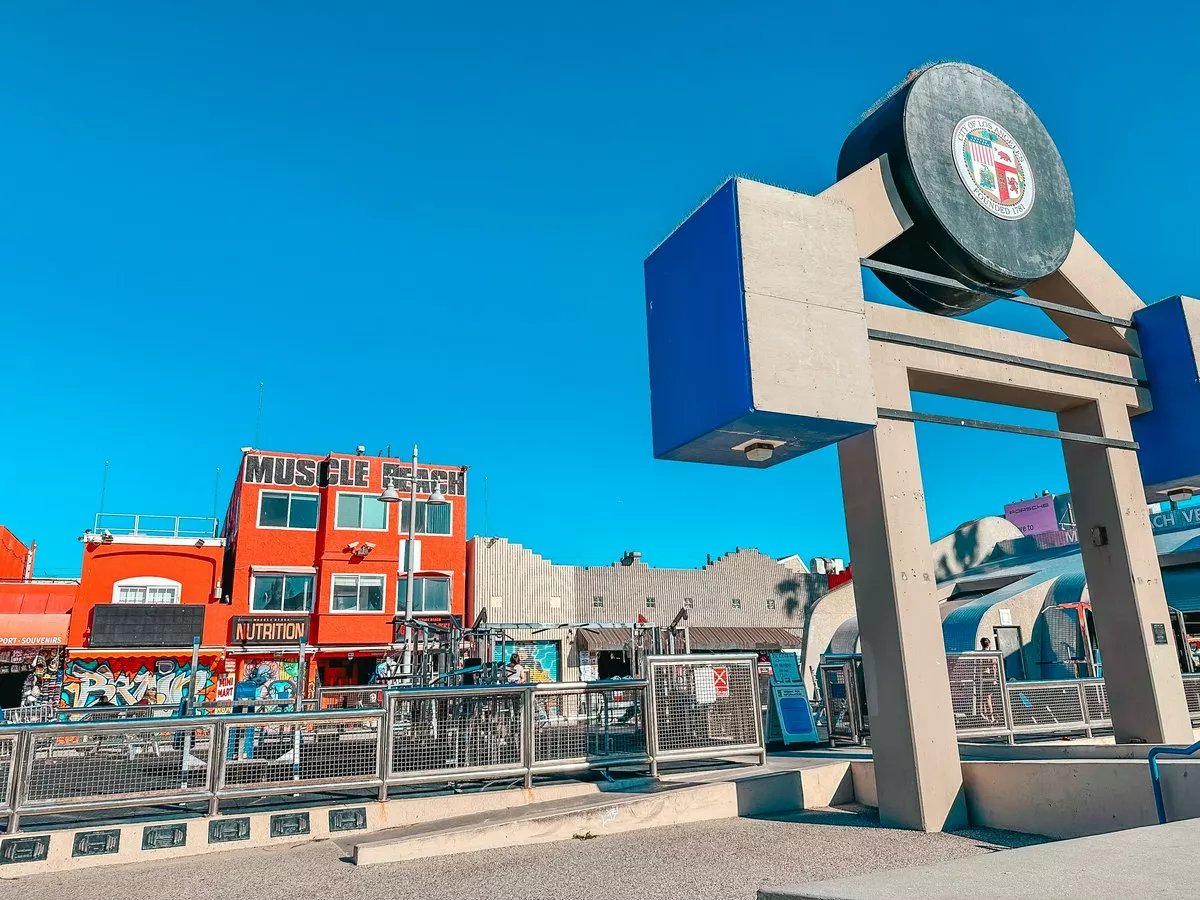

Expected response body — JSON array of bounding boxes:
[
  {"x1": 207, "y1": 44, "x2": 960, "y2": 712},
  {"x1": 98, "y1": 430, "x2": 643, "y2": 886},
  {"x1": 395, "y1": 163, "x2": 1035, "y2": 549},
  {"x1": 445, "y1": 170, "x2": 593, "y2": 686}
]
[
  {"x1": 331, "y1": 574, "x2": 385, "y2": 612},
  {"x1": 646, "y1": 597, "x2": 656, "y2": 609},
  {"x1": 258, "y1": 491, "x2": 319, "y2": 529},
  {"x1": 113, "y1": 577, "x2": 181, "y2": 605},
  {"x1": 397, "y1": 500, "x2": 451, "y2": 535},
  {"x1": 732, "y1": 598, "x2": 742, "y2": 610},
  {"x1": 766, "y1": 597, "x2": 776, "y2": 610},
  {"x1": 593, "y1": 596, "x2": 604, "y2": 608},
  {"x1": 683, "y1": 597, "x2": 694, "y2": 609},
  {"x1": 396, "y1": 577, "x2": 451, "y2": 614},
  {"x1": 335, "y1": 493, "x2": 388, "y2": 530},
  {"x1": 251, "y1": 574, "x2": 314, "y2": 612}
]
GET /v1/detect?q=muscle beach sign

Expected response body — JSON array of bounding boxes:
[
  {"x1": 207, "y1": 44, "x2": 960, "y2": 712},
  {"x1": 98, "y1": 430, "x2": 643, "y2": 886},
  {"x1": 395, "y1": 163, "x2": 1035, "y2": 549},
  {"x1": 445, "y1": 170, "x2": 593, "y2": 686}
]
[{"x1": 242, "y1": 454, "x2": 465, "y2": 496}]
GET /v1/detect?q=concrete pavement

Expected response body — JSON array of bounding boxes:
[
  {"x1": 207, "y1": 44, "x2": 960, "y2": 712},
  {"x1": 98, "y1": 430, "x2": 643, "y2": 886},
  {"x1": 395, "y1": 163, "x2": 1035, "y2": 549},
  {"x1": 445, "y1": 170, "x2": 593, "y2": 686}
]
[
  {"x1": 761, "y1": 817, "x2": 1199, "y2": 899},
  {"x1": 5, "y1": 806, "x2": 1040, "y2": 900}
]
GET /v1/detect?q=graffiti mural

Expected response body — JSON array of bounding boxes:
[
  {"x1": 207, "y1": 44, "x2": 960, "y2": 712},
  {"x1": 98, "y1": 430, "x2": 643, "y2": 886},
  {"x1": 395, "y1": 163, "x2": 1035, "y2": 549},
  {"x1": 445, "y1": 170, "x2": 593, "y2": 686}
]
[
  {"x1": 62, "y1": 656, "x2": 217, "y2": 708},
  {"x1": 235, "y1": 659, "x2": 299, "y2": 701},
  {"x1": 493, "y1": 641, "x2": 561, "y2": 683}
]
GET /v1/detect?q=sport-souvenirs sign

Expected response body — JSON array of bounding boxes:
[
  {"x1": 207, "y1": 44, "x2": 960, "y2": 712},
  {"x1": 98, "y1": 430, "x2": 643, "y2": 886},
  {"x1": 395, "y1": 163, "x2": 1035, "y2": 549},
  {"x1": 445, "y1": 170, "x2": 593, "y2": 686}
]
[{"x1": 953, "y1": 115, "x2": 1034, "y2": 220}]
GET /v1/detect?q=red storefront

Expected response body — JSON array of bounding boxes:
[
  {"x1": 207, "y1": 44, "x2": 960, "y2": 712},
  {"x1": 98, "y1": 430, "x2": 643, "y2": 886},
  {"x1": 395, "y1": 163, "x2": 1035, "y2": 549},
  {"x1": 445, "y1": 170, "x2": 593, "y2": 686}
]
[{"x1": 223, "y1": 448, "x2": 468, "y2": 696}]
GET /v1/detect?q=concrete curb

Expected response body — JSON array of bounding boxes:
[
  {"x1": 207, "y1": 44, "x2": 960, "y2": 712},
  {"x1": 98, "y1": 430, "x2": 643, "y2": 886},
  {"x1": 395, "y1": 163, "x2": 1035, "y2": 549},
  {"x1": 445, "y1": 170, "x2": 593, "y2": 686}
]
[
  {"x1": 352, "y1": 765, "x2": 854, "y2": 865},
  {"x1": 0, "y1": 779, "x2": 625, "y2": 878}
]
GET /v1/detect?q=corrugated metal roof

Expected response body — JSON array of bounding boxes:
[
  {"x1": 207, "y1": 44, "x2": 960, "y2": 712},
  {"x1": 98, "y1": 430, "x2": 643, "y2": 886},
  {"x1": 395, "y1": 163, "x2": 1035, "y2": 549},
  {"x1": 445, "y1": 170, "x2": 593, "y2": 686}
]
[
  {"x1": 573, "y1": 625, "x2": 803, "y2": 652},
  {"x1": 687, "y1": 627, "x2": 803, "y2": 651},
  {"x1": 1164, "y1": 565, "x2": 1200, "y2": 613}
]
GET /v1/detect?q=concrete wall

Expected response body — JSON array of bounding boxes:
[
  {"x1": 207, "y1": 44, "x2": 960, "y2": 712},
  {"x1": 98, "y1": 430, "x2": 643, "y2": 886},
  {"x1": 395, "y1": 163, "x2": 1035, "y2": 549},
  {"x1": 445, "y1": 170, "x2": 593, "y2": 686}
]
[
  {"x1": 802, "y1": 583, "x2": 857, "y2": 693},
  {"x1": 850, "y1": 755, "x2": 1200, "y2": 840},
  {"x1": 931, "y1": 516, "x2": 1023, "y2": 581}
]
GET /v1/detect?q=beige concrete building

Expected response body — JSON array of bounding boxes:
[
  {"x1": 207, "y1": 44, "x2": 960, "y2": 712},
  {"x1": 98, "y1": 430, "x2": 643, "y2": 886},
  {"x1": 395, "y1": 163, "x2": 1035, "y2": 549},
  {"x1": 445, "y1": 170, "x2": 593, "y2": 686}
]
[{"x1": 467, "y1": 537, "x2": 829, "y2": 682}]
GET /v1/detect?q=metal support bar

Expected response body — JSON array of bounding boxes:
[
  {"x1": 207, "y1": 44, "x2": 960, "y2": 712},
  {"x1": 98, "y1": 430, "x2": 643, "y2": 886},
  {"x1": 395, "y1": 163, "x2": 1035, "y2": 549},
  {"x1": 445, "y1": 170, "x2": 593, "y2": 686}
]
[
  {"x1": 5, "y1": 731, "x2": 31, "y2": 833},
  {"x1": 522, "y1": 688, "x2": 535, "y2": 789},
  {"x1": 860, "y1": 258, "x2": 1135, "y2": 329},
  {"x1": 878, "y1": 407, "x2": 1140, "y2": 451},
  {"x1": 867, "y1": 328, "x2": 1144, "y2": 388},
  {"x1": 208, "y1": 720, "x2": 225, "y2": 817},
  {"x1": 644, "y1": 668, "x2": 660, "y2": 778},
  {"x1": 376, "y1": 702, "x2": 391, "y2": 802}
]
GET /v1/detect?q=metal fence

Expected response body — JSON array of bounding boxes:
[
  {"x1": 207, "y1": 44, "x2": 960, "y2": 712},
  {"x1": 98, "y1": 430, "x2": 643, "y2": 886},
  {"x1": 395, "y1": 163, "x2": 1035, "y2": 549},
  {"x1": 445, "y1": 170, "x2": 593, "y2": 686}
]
[
  {"x1": 647, "y1": 655, "x2": 765, "y2": 774},
  {"x1": 0, "y1": 656, "x2": 763, "y2": 832},
  {"x1": 820, "y1": 652, "x2": 1200, "y2": 746}
]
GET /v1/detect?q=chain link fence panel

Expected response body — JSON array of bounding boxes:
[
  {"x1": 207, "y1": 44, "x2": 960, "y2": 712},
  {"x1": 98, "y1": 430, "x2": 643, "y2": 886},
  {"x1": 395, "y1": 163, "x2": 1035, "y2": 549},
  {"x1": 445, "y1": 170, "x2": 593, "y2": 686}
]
[{"x1": 21, "y1": 721, "x2": 214, "y2": 809}]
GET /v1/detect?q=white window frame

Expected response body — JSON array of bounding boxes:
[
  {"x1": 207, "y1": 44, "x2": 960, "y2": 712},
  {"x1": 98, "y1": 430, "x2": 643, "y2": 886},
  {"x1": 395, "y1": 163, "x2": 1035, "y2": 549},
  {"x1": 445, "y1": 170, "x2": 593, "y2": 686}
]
[
  {"x1": 329, "y1": 573, "x2": 387, "y2": 614},
  {"x1": 396, "y1": 499, "x2": 453, "y2": 537},
  {"x1": 256, "y1": 490, "x2": 320, "y2": 530},
  {"x1": 395, "y1": 574, "x2": 453, "y2": 616},
  {"x1": 112, "y1": 576, "x2": 182, "y2": 605},
  {"x1": 250, "y1": 571, "x2": 316, "y2": 613},
  {"x1": 334, "y1": 492, "x2": 389, "y2": 531}
]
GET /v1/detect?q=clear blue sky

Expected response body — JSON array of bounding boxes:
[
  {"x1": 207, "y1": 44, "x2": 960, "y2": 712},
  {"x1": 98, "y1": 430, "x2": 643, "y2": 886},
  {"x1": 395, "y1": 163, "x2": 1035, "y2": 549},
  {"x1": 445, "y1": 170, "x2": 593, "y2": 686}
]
[{"x1": 2, "y1": 4, "x2": 1197, "y2": 576}]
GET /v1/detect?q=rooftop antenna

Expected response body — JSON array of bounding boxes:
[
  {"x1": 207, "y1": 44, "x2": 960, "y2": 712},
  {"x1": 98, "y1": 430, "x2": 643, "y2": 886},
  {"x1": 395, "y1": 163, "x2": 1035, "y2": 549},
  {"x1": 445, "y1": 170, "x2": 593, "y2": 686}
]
[
  {"x1": 98, "y1": 460, "x2": 110, "y2": 516},
  {"x1": 212, "y1": 467, "x2": 221, "y2": 519},
  {"x1": 253, "y1": 382, "x2": 264, "y2": 448},
  {"x1": 484, "y1": 475, "x2": 490, "y2": 535}
]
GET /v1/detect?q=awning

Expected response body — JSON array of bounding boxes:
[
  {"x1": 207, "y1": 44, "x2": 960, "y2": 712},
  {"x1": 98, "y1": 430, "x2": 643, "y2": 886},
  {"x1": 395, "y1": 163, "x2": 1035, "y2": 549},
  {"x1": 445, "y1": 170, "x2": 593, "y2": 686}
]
[
  {"x1": 686, "y1": 627, "x2": 803, "y2": 651},
  {"x1": 0, "y1": 614, "x2": 70, "y2": 646},
  {"x1": 0, "y1": 583, "x2": 76, "y2": 615},
  {"x1": 66, "y1": 647, "x2": 225, "y2": 658},
  {"x1": 575, "y1": 628, "x2": 633, "y2": 651}
]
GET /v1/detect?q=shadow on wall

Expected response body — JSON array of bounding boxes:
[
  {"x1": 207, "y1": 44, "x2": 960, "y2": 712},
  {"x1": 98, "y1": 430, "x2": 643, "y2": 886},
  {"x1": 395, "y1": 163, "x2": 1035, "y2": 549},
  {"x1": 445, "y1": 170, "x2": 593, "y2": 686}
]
[
  {"x1": 776, "y1": 576, "x2": 825, "y2": 686},
  {"x1": 933, "y1": 517, "x2": 1023, "y2": 582}
]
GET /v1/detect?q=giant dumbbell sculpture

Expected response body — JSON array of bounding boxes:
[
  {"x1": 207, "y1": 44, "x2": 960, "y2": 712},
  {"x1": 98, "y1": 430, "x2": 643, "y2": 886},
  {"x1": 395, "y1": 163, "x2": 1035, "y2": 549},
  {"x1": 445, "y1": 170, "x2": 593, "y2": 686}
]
[{"x1": 838, "y1": 62, "x2": 1076, "y2": 316}]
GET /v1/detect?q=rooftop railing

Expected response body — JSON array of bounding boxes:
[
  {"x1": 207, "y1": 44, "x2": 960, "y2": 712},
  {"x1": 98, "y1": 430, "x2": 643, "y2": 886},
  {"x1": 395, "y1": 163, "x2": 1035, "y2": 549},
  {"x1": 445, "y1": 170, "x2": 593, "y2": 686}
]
[{"x1": 89, "y1": 514, "x2": 220, "y2": 540}]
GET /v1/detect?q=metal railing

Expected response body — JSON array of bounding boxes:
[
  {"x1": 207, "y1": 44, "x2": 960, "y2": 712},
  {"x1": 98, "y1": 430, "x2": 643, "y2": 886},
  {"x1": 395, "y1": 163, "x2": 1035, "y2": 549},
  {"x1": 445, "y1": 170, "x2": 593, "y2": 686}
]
[
  {"x1": 317, "y1": 687, "x2": 386, "y2": 710},
  {"x1": 90, "y1": 513, "x2": 220, "y2": 539},
  {"x1": 1149, "y1": 738, "x2": 1200, "y2": 824},
  {"x1": 819, "y1": 652, "x2": 1200, "y2": 746},
  {"x1": 0, "y1": 655, "x2": 763, "y2": 832},
  {"x1": 647, "y1": 654, "x2": 765, "y2": 774}
]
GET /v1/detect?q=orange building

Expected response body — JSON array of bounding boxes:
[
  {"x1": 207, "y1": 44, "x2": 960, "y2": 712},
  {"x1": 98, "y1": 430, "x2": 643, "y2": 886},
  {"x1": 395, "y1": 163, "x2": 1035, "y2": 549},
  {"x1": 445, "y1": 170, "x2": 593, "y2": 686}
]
[
  {"x1": 63, "y1": 516, "x2": 227, "y2": 710},
  {"x1": 222, "y1": 447, "x2": 467, "y2": 694},
  {"x1": 63, "y1": 447, "x2": 468, "y2": 709}
]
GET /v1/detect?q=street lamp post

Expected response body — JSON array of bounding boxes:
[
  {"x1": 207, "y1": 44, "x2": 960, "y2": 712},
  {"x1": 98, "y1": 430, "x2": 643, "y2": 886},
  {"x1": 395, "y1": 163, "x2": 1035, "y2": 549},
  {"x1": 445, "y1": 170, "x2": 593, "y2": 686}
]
[{"x1": 379, "y1": 444, "x2": 449, "y2": 682}]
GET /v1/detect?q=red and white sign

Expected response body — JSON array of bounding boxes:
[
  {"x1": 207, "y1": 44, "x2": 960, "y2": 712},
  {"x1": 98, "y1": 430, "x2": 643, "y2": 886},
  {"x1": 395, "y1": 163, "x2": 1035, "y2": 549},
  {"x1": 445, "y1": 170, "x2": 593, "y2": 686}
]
[{"x1": 713, "y1": 666, "x2": 729, "y2": 699}]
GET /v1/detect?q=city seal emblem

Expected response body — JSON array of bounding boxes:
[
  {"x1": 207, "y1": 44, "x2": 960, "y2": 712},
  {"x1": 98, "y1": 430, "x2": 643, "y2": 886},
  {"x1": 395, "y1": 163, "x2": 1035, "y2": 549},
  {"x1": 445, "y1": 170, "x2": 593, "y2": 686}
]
[{"x1": 952, "y1": 115, "x2": 1034, "y2": 220}]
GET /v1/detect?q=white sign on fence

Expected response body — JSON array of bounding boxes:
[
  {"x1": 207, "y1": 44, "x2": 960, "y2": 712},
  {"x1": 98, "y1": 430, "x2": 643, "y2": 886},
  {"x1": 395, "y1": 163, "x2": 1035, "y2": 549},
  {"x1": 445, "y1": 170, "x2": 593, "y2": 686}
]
[{"x1": 695, "y1": 666, "x2": 717, "y2": 704}]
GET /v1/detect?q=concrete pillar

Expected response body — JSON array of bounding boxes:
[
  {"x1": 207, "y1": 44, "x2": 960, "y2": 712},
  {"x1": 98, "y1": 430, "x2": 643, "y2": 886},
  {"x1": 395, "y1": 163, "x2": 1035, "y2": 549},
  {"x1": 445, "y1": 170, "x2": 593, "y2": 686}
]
[
  {"x1": 1059, "y1": 398, "x2": 1192, "y2": 744},
  {"x1": 837, "y1": 364, "x2": 968, "y2": 831}
]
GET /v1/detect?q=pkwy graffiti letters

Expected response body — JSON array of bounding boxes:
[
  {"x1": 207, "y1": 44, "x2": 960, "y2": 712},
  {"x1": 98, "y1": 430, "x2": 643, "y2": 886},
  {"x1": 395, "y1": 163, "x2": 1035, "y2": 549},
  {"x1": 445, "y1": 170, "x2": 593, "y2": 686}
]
[{"x1": 62, "y1": 657, "x2": 216, "y2": 708}]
